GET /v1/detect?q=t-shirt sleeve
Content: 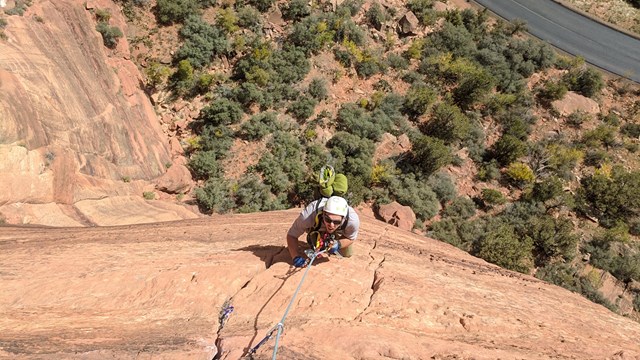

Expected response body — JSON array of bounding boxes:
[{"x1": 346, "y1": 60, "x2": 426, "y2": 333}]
[
  {"x1": 343, "y1": 208, "x2": 360, "y2": 240},
  {"x1": 287, "y1": 201, "x2": 318, "y2": 239}
]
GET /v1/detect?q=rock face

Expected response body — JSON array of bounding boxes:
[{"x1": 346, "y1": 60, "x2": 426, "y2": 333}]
[
  {"x1": 0, "y1": 0, "x2": 197, "y2": 224},
  {"x1": 1, "y1": 211, "x2": 639, "y2": 359}
]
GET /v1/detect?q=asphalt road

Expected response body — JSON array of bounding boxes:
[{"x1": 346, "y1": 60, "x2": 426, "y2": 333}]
[{"x1": 473, "y1": 0, "x2": 640, "y2": 83}]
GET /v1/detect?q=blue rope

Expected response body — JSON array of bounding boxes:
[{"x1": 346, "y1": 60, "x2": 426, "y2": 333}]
[{"x1": 247, "y1": 250, "x2": 325, "y2": 359}]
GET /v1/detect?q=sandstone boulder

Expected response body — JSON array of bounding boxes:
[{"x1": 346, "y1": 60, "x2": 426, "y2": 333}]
[
  {"x1": 154, "y1": 164, "x2": 193, "y2": 194},
  {"x1": 552, "y1": 91, "x2": 600, "y2": 116},
  {"x1": 398, "y1": 11, "x2": 420, "y2": 35},
  {"x1": 376, "y1": 201, "x2": 416, "y2": 231}
]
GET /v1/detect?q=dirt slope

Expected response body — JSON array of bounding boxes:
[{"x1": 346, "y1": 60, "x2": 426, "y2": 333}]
[{"x1": 1, "y1": 211, "x2": 639, "y2": 359}]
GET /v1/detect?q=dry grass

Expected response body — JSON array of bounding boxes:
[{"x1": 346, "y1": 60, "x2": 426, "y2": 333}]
[{"x1": 564, "y1": 0, "x2": 640, "y2": 34}]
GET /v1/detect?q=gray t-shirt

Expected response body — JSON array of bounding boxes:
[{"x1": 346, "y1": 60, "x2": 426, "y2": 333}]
[{"x1": 287, "y1": 198, "x2": 360, "y2": 240}]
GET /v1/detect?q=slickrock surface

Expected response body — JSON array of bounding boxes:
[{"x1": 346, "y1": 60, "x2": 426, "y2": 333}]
[
  {"x1": 0, "y1": 0, "x2": 197, "y2": 225},
  {"x1": 1, "y1": 211, "x2": 639, "y2": 359}
]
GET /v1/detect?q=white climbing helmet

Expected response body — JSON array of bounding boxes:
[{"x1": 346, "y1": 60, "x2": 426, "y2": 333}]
[{"x1": 323, "y1": 196, "x2": 348, "y2": 217}]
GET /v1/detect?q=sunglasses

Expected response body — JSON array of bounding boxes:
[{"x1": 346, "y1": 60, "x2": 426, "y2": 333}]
[{"x1": 323, "y1": 214, "x2": 343, "y2": 225}]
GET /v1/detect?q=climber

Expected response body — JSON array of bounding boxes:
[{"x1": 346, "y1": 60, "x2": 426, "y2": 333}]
[{"x1": 286, "y1": 173, "x2": 360, "y2": 267}]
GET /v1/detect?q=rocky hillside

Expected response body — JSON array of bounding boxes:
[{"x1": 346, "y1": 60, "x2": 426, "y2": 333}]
[
  {"x1": 2, "y1": 211, "x2": 640, "y2": 359},
  {"x1": 0, "y1": 0, "x2": 199, "y2": 226}
]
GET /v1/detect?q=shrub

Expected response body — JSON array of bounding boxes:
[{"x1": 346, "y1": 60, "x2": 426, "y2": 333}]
[
  {"x1": 481, "y1": 188, "x2": 506, "y2": 207},
  {"x1": 546, "y1": 143, "x2": 583, "y2": 179},
  {"x1": 584, "y1": 125, "x2": 617, "y2": 149},
  {"x1": 407, "y1": 0, "x2": 436, "y2": 25},
  {"x1": 238, "y1": 112, "x2": 279, "y2": 140},
  {"x1": 280, "y1": 0, "x2": 310, "y2": 21},
  {"x1": 472, "y1": 221, "x2": 533, "y2": 273},
  {"x1": 578, "y1": 169, "x2": 640, "y2": 228},
  {"x1": 490, "y1": 134, "x2": 527, "y2": 166},
  {"x1": 403, "y1": 84, "x2": 437, "y2": 120},
  {"x1": 565, "y1": 110, "x2": 590, "y2": 128},
  {"x1": 143, "y1": 191, "x2": 155, "y2": 200},
  {"x1": 287, "y1": 96, "x2": 317, "y2": 121},
  {"x1": 188, "y1": 150, "x2": 221, "y2": 180},
  {"x1": 308, "y1": 78, "x2": 328, "y2": 100},
  {"x1": 175, "y1": 15, "x2": 229, "y2": 69},
  {"x1": 246, "y1": 0, "x2": 275, "y2": 12},
  {"x1": 366, "y1": 2, "x2": 386, "y2": 30},
  {"x1": 199, "y1": 125, "x2": 234, "y2": 158},
  {"x1": 427, "y1": 171, "x2": 457, "y2": 204},
  {"x1": 144, "y1": 61, "x2": 171, "y2": 89},
  {"x1": 410, "y1": 135, "x2": 452, "y2": 175},
  {"x1": 236, "y1": 6, "x2": 262, "y2": 32},
  {"x1": 421, "y1": 102, "x2": 470, "y2": 144},
  {"x1": 234, "y1": 174, "x2": 283, "y2": 213},
  {"x1": 537, "y1": 78, "x2": 568, "y2": 105},
  {"x1": 198, "y1": 98, "x2": 244, "y2": 126},
  {"x1": 156, "y1": 0, "x2": 200, "y2": 24},
  {"x1": 95, "y1": 22, "x2": 123, "y2": 49},
  {"x1": 386, "y1": 174, "x2": 441, "y2": 221},
  {"x1": 195, "y1": 178, "x2": 234, "y2": 213},
  {"x1": 443, "y1": 196, "x2": 476, "y2": 219},
  {"x1": 563, "y1": 66, "x2": 604, "y2": 98},
  {"x1": 256, "y1": 131, "x2": 305, "y2": 196},
  {"x1": 505, "y1": 162, "x2": 535, "y2": 188},
  {"x1": 528, "y1": 215, "x2": 578, "y2": 266},
  {"x1": 621, "y1": 123, "x2": 640, "y2": 138},
  {"x1": 171, "y1": 59, "x2": 195, "y2": 93}
]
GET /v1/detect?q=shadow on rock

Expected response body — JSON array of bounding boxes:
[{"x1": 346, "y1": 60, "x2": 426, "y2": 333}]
[{"x1": 237, "y1": 242, "x2": 329, "y2": 268}]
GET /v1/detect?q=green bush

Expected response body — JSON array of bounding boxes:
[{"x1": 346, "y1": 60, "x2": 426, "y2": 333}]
[
  {"x1": 335, "y1": 104, "x2": 393, "y2": 141},
  {"x1": 246, "y1": 0, "x2": 275, "y2": 12},
  {"x1": 490, "y1": 134, "x2": 527, "y2": 166},
  {"x1": 175, "y1": 15, "x2": 229, "y2": 69},
  {"x1": 188, "y1": 150, "x2": 221, "y2": 180},
  {"x1": 410, "y1": 135, "x2": 452, "y2": 175},
  {"x1": 407, "y1": 0, "x2": 436, "y2": 25},
  {"x1": 238, "y1": 112, "x2": 279, "y2": 140},
  {"x1": 537, "y1": 78, "x2": 568, "y2": 105},
  {"x1": 366, "y1": 2, "x2": 386, "y2": 30},
  {"x1": 472, "y1": 221, "x2": 533, "y2": 273},
  {"x1": 256, "y1": 131, "x2": 306, "y2": 196},
  {"x1": 234, "y1": 174, "x2": 284, "y2": 212},
  {"x1": 428, "y1": 217, "x2": 486, "y2": 251},
  {"x1": 287, "y1": 96, "x2": 317, "y2": 121},
  {"x1": 280, "y1": 0, "x2": 310, "y2": 21},
  {"x1": 621, "y1": 123, "x2": 640, "y2": 138},
  {"x1": 563, "y1": 66, "x2": 604, "y2": 98},
  {"x1": 386, "y1": 174, "x2": 441, "y2": 221},
  {"x1": 156, "y1": 0, "x2": 200, "y2": 24},
  {"x1": 199, "y1": 125, "x2": 234, "y2": 158},
  {"x1": 403, "y1": 83, "x2": 437, "y2": 119},
  {"x1": 198, "y1": 98, "x2": 244, "y2": 126},
  {"x1": 195, "y1": 178, "x2": 234, "y2": 213},
  {"x1": 577, "y1": 169, "x2": 640, "y2": 228},
  {"x1": 236, "y1": 6, "x2": 262, "y2": 32},
  {"x1": 566, "y1": 110, "x2": 590, "y2": 128},
  {"x1": 481, "y1": 188, "x2": 506, "y2": 207},
  {"x1": 308, "y1": 78, "x2": 328, "y2": 100},
  {"x1": 287, "y1": 15, "x2": 335, "y2": 56},
  {"x1": 528, "y1": 215, "x2": 577, "y2": 266},
  {"x1": 426, "y1": 171, "x2": 456, "y2": 204},
  {"x1": 530, "y1": 176, "x2": 573, "y2": 210},
  {"x1": 95, "y1": 22, "x2": 123, "y2": 49},
  {"x1": 443, "y1": 196, "x2": 476, "y2": 219},
  {"x1": 505, "y1": 162, "x2": 535, "y2": 188},
  {"x1": 421, "y1": 102, "x2": 470, "y2": 144}
]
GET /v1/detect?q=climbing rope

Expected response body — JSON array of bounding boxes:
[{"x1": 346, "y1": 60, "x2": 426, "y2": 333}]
[{"x1": 246, "y1": 249, "x2": 326, "y2": 359}]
